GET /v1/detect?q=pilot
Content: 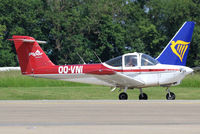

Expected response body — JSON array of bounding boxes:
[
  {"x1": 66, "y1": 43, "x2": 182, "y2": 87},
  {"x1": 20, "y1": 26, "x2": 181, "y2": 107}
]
[
  {"x1": 144, "y1": 60, "x2": 149, "y2": 66},
  {"x1": 126, "y1": 57, "x2": 136, "y2": 67}
]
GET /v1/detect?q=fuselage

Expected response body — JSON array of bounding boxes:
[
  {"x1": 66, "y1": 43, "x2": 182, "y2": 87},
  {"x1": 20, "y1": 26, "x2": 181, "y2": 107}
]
[{"x1": 27, "y1": 62, "x2": 193, "y2": 88}]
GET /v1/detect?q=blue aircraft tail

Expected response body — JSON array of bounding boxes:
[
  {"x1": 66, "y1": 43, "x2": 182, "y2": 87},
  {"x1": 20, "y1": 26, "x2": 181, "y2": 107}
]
[{"x1": 156, "y1": 21, "x2": 195, "y2": 66}]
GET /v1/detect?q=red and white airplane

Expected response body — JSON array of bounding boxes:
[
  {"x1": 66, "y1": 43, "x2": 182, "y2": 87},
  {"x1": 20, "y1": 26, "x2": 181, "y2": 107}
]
[{"x1": 10, "y1": 21, "x2": 195, "y2": 100}]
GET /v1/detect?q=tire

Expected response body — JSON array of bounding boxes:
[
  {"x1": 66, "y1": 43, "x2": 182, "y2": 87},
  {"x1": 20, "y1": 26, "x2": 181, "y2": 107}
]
[
  {"x1": 139, "y1": 93, "x2": 148, "y2": 100},
  {"x1": 166, "y1": 92, "x2": 176, "y2": 100},
  {"x1": 119, "y1": 92, "x2": 128, "y2": 100}
]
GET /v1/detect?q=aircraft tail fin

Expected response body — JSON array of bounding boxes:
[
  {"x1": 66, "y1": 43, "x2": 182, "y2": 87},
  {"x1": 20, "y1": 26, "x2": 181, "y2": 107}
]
[
  {"x1": 156, "y1": 21, "x2": 195, "y2": 66},
  {"x1": 9, "y1": 35, "x2": 55, "y2": 75}
]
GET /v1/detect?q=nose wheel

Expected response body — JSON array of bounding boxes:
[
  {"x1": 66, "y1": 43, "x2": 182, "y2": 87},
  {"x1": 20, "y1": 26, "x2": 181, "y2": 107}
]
[
  {"x1": 166, "y1": 87, "x2": 176, "y2": 100},
  {"x1": 166, "y1": 92, "x2": 175, "y2": 100}
]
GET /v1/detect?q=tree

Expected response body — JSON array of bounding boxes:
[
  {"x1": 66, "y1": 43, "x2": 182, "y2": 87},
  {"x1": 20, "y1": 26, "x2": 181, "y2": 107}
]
[
  {"x1": 0, "y1": 25, "x2": 16, "y2": 66},
  {"x1": 0, "y1": 0, "x2": 199, "y2": 67},
  {"x1": 0, "y1": 0, "x2": 44, "y2": 66}
]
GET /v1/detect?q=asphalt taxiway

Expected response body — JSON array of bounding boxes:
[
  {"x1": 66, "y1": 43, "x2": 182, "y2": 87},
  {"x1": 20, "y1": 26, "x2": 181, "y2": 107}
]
[{"x1": 0, "y1": 100, "x2": 200, "y2": 134}]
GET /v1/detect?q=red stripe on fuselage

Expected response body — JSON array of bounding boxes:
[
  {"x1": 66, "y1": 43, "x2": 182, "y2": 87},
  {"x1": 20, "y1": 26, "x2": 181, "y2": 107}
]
[{"x1": 116, "y1": 69, "x2": 179, "y2": 72}]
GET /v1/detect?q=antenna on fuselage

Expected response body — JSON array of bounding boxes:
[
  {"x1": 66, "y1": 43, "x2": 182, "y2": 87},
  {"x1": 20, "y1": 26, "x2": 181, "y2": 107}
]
[
  {"x1": 76, "y1": 52, "x2": 86, "y2": 64},
  {"x1": 93, "y1": 51, "x2": 102, "y2": 63}
]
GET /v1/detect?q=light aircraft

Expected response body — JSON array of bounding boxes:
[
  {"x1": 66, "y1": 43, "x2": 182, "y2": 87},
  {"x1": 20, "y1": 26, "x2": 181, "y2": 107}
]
[{"x1": 9, "y1": 21, "x2": 195, "y2": 100}]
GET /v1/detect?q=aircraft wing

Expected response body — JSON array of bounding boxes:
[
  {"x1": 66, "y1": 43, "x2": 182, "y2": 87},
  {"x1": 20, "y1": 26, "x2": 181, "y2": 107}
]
[
  {"x1": 115, "y1": 72, "x2": 144, "y2": 86},
  {"x1": 87, "y1": 70, "x2": 145, "y2": 87}
]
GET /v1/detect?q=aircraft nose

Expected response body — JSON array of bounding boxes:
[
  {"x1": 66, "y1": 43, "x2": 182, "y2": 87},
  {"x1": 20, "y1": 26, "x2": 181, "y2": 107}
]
[{"x1": 185, "y1": 67, "x2": 193, "y2": 74}]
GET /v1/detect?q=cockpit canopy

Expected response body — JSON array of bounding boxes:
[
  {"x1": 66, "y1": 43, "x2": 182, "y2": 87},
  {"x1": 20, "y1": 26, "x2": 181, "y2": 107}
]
[{"x1": 105, "y1": 53, "x2": 159, "y2": 67}]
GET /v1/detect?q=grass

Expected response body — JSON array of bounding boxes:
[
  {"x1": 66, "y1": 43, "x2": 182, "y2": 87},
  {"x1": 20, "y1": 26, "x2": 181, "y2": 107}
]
[
  {"x1": 178, "y1": 73, "x2": 200, "y2": 87},
  {"x1": 0, "y1": 71, "x2": 199, "y2": 100},
  {"x1": 0, "y1": 71, "x2": 90, "y2": 87},
  {"x1": 0, "y1": 86, "x2": 199, "y2": 100}
]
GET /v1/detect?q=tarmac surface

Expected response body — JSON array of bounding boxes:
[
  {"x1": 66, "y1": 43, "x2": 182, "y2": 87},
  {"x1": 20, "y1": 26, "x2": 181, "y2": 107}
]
[{"x1": 0, "y1": 100, "x2": 200, "y2": 134}]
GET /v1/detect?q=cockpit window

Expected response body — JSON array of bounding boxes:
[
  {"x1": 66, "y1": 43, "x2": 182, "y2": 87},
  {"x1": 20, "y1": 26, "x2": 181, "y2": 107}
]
[
  {"x1": 141, "y1": 54, "x2": 159, "y2": 66},
  {"x1": 125, "y1": 55, "x2": 137, "y2": 67},
  {"x1": 105, "y1": 56, "x2": 122, "y2": 67}
]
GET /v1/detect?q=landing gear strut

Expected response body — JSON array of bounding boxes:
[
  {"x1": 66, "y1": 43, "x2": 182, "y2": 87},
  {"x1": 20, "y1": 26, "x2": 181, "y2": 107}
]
[
  {"x1": 139, "y1": 88, "x2": 148, "y2": 100},
  {"x1": 166, "y1": 87, "x2": 176, "y2": 100},
  {"x1": 119, "y1": 87, "x2": 128, "y2": 100}
]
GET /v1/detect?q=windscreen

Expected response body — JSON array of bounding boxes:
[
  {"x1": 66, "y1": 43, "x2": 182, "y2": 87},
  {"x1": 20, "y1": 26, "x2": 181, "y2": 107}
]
[{"x1": 105, "y1": 56, "x2": 122, "y2": 67}]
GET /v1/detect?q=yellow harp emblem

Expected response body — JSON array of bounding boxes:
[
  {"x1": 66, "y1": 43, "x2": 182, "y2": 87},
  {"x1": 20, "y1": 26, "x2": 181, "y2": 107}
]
[{"x1": 170, "y1": 40, "x2": 190, "y2": 62}]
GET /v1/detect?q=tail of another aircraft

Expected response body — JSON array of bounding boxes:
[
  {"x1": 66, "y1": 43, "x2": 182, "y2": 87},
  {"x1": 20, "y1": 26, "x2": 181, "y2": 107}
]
[
  {"x1": 10, "y1": 35, "x2": 55, "y2": 75},
  {"x1": 156, "y1": 21, "x2": 195, "y2": 66}
]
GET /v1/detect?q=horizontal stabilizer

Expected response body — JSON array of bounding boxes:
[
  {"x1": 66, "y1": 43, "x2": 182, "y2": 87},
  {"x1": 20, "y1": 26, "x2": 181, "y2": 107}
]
[{"x1": 9, "y1": 39, "x2": 47, "y2": 44}]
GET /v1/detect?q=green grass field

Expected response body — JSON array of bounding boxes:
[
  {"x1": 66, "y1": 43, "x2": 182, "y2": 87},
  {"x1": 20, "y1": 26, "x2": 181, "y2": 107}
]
[{"x1": 0, "y1": 71, "x2": 199, "y2": 100}]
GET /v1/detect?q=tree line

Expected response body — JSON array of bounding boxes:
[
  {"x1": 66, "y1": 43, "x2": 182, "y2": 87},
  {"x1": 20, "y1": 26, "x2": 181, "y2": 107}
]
[{"x1": 0, "y1": 0, "x2": 200, "y2": 67}]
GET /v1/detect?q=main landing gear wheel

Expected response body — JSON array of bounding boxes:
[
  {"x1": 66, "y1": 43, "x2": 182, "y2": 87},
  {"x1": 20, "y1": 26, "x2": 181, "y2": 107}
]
[
  {"x1": 119, "y1": 92, "x2": 128, "y2": 100},
  {"x1": 139, "y1": 93, "x2": 148, "y2": 100},
  {"x1": 139, "y1": 88, "x2": 148, "y2": 100},
  {"x1": 166, "y1": 92, "x2": 176, "y2": 100}
]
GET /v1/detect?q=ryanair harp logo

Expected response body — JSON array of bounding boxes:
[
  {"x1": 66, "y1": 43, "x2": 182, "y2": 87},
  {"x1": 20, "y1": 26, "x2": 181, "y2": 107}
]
[{"x1": 170, "y1": 40, "x2": 190, "y2": 62}]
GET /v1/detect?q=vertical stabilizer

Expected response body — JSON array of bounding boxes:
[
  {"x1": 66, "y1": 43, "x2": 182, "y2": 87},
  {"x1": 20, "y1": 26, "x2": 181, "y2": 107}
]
[
  {"x1": 156, "y1": 21, "x2": 195, "y2": 66},
  {"x1": 10, "y1": 35, "x2": 55, "y2": 74}
]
